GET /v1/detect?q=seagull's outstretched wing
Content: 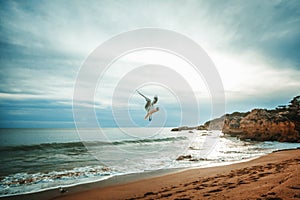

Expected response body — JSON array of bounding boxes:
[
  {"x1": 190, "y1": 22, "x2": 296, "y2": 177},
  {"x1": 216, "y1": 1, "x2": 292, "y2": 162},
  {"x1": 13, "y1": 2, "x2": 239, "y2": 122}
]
[{"x1": 137, "y1": 90, "x2": 150, "y2": 101}]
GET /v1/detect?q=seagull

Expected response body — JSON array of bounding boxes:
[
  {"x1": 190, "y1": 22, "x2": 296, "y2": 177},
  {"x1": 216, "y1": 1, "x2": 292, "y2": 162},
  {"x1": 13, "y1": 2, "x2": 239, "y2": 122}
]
[
  {"x1": 59, "y1": 187, "x2": 68, "y2": 193},
  {"x1": 137, "y1": 90, "x2": 159, "y2": 121}
]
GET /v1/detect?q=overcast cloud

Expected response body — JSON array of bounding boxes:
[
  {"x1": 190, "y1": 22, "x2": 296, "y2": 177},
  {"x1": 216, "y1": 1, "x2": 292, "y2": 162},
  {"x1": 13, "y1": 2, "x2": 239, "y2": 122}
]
[{"x1": 0, "y1": 0, "x2": 299, "y2": 127}]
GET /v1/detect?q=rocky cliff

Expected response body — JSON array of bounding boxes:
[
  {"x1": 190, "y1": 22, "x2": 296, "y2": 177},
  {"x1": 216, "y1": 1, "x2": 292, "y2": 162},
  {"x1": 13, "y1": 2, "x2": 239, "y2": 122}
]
[{"x1": 203, "y1": 96, "x2": 300, "y2": 142}]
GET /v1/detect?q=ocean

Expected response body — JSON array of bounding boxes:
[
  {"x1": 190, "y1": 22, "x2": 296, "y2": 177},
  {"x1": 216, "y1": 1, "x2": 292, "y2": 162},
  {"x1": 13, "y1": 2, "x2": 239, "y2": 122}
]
[{"x1": 0, "y1": 128, "x2": 299, "y2": 197}]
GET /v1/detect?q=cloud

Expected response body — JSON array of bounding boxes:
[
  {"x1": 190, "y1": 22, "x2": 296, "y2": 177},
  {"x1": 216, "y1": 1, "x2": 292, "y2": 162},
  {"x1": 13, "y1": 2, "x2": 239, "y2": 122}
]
[
  {"x1": 0, "y1": 0, "x2": 299, "y2": 127},
  {"x1": 201, "y1": 0, "x2": 300, "y2": 69},
  {"x1": 210, "y1": 50, "x2": 300, "y2": 99}
]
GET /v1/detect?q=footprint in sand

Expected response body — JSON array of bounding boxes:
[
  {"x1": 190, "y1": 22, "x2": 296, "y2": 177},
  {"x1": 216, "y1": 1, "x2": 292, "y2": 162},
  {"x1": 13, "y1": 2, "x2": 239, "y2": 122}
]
[
  {"x1": 288, "y1": 185, "x2": 300, "y2": 190},
  {"x1": 194, "y1": 186, "x2": 204, "y2": 190},
  {"x1": 208, "y1": 188, "x2": 223, "y2": 193}
]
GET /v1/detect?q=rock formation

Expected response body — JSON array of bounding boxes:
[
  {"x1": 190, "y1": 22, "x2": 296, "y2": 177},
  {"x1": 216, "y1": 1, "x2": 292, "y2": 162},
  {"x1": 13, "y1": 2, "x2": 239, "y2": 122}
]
[
  {"x1": 172, "y1": 96, "x2": 300, "y2": 142},
  {"x1": 204, "y1": 96, "x2": 300, "y2": 142}
]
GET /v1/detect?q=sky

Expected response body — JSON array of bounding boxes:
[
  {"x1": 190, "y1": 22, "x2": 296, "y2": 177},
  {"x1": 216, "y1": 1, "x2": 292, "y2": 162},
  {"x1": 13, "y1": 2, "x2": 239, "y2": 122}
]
[{"x1": 0, "y1": 0, "x2": 300, "y2": 128}]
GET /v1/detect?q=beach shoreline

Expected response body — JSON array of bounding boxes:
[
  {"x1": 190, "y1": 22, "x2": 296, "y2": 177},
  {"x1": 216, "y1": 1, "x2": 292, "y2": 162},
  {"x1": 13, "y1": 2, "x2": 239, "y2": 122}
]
[{"x1": 2, "y1": 148, "x2": 299, "y2": 200}]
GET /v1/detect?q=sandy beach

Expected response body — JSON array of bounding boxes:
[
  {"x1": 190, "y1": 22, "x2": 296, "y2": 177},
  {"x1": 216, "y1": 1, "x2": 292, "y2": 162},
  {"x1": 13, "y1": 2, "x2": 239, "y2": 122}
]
[{"x1": 4, "y1": 148, "x2": 299, "y2": 200}]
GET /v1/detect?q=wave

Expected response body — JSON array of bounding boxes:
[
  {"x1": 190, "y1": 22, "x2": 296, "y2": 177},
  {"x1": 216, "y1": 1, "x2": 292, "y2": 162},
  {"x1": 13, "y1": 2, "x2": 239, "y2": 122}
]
[
  {"x1": 0, "y1": 141, "x2": 86, "y2": 152},
  {"x1": 0, "y1": 136, "x2": 188, "y2": 152},
  {"x1": 0, "y1": 165, "x2": 114, "y2": 196},
  {"x1": 90, "y1": 136, "x2": 188, "y2": 145}
]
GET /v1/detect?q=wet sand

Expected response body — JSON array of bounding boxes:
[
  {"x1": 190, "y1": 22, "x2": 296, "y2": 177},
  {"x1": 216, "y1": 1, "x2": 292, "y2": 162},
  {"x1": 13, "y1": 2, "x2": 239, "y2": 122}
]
[{"x1": 3, "y1": 149, "x2": 300, "y2": 200}]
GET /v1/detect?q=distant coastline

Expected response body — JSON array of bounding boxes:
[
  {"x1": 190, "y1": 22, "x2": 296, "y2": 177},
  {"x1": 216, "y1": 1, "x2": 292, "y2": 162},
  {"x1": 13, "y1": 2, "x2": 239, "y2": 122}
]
[{"x1": 172, "y1": 95, "x2": 300, "y2": 143}]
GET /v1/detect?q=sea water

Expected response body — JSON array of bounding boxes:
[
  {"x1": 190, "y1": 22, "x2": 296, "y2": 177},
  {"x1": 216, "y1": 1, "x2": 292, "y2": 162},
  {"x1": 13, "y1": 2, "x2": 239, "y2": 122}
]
[{"x1": 0, "y1": 128, "x2": 299, "y2": 196}]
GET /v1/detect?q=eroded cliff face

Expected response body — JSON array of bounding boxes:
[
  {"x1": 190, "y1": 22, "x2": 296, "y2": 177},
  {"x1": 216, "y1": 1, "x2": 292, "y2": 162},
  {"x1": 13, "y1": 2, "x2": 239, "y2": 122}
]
[
  {"x1": 203, "y1": 96, "x2": 300, "y2": 142},
  {"x1": 223, "y1": 109, "x2": 299, "y2": 142}
]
